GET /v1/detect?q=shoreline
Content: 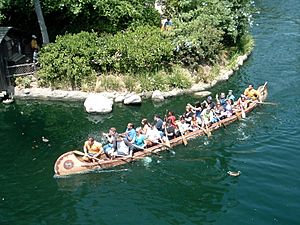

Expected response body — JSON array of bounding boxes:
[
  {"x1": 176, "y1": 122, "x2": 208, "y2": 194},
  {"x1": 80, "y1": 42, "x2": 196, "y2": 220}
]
[{"x1": 13, "y1": 54, "x2": 249, "y2": 102}]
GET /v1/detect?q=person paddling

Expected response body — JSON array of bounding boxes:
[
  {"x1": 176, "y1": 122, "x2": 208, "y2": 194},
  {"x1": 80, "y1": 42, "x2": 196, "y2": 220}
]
[
  {"x1": 83, "y1": 137, "x2": 105, "y2": 161},
  {"x1": 244, "y1": 84, "x2": 261, "y2": 101}
]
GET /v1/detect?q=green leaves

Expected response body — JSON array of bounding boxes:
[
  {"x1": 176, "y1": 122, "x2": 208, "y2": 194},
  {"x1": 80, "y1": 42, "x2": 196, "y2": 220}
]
[{"x1": 38, "y1": 26, "x2": 174, "y2": 89}]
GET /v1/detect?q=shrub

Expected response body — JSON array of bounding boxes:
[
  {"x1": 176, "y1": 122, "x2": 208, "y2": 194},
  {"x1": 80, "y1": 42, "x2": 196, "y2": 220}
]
[
  {"x1": 15, "y1": 76, "x2": 32, "y2": 88},
  {"x1": 38, "y1": 32, "x2": 98, "y2": 89}
]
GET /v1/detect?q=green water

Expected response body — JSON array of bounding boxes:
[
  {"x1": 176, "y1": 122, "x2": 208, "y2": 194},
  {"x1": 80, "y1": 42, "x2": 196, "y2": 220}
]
[{"x1": 1, "y1": 0, "x2": 300, "y2": 224}]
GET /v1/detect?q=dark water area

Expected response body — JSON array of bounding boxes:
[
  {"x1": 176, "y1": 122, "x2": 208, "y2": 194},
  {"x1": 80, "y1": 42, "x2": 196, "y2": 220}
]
[{"x1": 1, "y1": 0, "x2": 300, "y2": 224}]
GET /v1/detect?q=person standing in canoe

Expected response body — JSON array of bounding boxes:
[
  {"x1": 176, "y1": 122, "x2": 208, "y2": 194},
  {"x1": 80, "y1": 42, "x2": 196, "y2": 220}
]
[
  {"x1": 83, "y1": 137, "x2": 104, "y2": 160},
  {"x1": 244, "y1": 84, "x2": 261, "y2": 101}
]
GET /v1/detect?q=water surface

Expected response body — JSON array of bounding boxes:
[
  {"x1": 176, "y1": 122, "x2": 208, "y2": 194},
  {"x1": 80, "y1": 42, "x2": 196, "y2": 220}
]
[{"x1": 1, "y1": 0, "x2": 300, "y2": 224}]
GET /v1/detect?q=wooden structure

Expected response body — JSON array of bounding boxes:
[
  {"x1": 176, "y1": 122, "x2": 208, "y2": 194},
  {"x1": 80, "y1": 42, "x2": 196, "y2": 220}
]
[
  {"x1": 0, "y1": 27, "x2": 33, "y2": 98},
  {"x1": 54, "y1": 83, "x2": 268, "y2": 177}
]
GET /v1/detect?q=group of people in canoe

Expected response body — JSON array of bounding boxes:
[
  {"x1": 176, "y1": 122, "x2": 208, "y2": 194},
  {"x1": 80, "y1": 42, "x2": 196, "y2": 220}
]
[{"x1": 82, "y1": 84, "x2": 262, "y2": 161}]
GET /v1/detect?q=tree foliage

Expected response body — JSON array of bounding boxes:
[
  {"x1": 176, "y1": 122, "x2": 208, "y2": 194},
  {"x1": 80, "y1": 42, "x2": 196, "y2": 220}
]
[
  {"x1": 1, "y1": 0, "x2": 256, "y2": 91},
  {"x1": 38, "y1": 27, "x2": 174, "y2": 89},
  {"x1": 0, "y1": 0, "x2": 160, "y2": 39}
]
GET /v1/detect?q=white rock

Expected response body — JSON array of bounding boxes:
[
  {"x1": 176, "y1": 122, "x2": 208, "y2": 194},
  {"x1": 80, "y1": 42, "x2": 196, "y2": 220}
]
[
  {"x1": 67, "y1": 91, "x2": 89, "y2": 100},
  {"x1": 100, "y1": 91, "x2": 116, "y2": 99},
  {"x1": 190, "y1": 83, "x2": 211, "y2": 92},
  {"x1": 23, "y1": 89, "x2": 31, "y2": 95},
  {"x1": 84, "y1": 94, "x2": 113, "y2": 114},
  {"x1": 152, "y1": 90, "x2": 164, "y2": 102},
  {"x1": 123, "y1": 94, "x2": 142, "y2": 105},
  {"x1": 51, "y1": 90, "x2": 68, "y2": 99},
  {"x1": 194, "y1": 91, "x2": 211, "y2": 97},
  {"x1": 114, "y1": 95, "x2": 126, "y2": 103}
]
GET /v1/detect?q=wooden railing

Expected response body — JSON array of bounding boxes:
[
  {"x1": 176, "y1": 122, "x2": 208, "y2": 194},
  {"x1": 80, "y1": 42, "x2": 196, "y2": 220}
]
[{"x1": 6, "y1": 63, "x2": 35, "y2": 78}]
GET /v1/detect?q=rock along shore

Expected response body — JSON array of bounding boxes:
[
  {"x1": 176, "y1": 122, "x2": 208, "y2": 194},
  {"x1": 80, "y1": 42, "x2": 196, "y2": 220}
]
[{"x1": 13, "y1": 54, "x2": 249, "y2": 113}]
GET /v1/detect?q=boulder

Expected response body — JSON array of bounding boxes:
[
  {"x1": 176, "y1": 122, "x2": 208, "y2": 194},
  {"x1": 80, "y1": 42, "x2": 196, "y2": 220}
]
[
  {"x1": 152, "y1": 90, "x2": 164, "y2": 102},
  {"x1": 190, "y1": 83, "x2": 210, "y2": 92},
  {"x1": 84, "y1": 94, "x2": 113, "y2": 114},
  {"x1": 114, "y1": 95, "x2": 126, "y2": 103},
  {"x1": 194, "y1": 91, "x2": 212, "y2": 97},
  {"x1": 123, "y1": 94, "x2": 142, "y2": 105}
]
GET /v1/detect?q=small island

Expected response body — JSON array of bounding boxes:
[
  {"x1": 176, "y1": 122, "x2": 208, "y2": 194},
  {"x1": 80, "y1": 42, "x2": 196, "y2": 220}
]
[{"x1": 0, "y1": 0, "x2": 256, "y2": 112}]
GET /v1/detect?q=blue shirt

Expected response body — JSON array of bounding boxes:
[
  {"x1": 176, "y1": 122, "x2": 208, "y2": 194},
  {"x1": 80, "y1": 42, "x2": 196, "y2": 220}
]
[
  {"x1": 134, "y1": 135, "x2": 145, "y2": 147},
  {"x1": 125, "y1": 128, "x2": 136, "y2": 142}
]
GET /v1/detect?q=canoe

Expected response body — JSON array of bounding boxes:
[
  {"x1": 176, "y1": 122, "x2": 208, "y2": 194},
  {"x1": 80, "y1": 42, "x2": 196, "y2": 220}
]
[{"x1": 54, "y1": 83, "x2": 268, "y2": 177}]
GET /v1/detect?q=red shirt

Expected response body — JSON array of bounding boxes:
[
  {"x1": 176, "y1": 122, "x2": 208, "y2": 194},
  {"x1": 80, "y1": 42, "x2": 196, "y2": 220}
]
[{"x1": 168, "y1": 115, "x2": 177, "y2": 127}]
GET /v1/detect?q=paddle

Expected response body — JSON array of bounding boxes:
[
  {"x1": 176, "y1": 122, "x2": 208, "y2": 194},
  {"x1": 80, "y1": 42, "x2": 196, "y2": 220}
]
[
  {"x1": 256, "y1": 101, "x2": 277, "y2": 105},
  {"x1": 235, "y1": 110, "x2": 243, "y2": 120},
  {"x1": 176, "y1": 121, "x2": 188, "y2": 146},
  {"x1": 162, "y1": 137, "x2": 171, "y2": 148},
  {"x1": 73, "y1": 150, "x2": 103, "y2": 162},
  {"x1": 212, "y1": 111, "x2": 226, "y2": 128},
  {"x1": 204, "y1": 124, "x2": 212, "y2": 137}
]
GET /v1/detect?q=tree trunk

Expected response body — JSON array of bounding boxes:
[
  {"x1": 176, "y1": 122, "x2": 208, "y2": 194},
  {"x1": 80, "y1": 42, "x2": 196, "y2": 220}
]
[{"x1": 33, "y1": 0, "x2": 49, "y2": 45}]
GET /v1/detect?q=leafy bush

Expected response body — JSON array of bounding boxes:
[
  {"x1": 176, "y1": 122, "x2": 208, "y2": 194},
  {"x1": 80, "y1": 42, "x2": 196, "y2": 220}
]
[
  {"x1": 38, "y1": 26, "x2": 175, "y2": 89},
  {"x1": 31, "y1": 0, "x2": 255, "y2": 92},
  {"x1": 166, "y1": 65, "x2": 192, "y2": 89},
  {"x1": 93, "y1": 25, "x2": 174, "y2": 74},
  {"x1": 95, "y1": 75, "x2": 123, "y2": 92},
  {"x1": 38, "y1": 32, "x2": 99, "y2": 89},
  {"x1": 15, "y1": 76, "x2": 32, "y2": 88}
]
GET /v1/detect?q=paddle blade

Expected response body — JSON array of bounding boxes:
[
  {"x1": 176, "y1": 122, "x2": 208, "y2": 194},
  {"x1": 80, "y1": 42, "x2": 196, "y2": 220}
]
[
  {"x1": 183, "y1": 138, "x2": 188, "y2": 146},
  {"x1": 73, "y1": 150, "x2": 85, "y2": 156}
]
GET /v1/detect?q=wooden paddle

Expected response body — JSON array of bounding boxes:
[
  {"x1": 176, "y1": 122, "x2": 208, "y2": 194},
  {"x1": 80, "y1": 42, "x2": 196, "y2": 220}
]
[
  {"x1": 73, "y1": 150, "x2": 102, "y2": 162},
  {"x1": 176, "y1": 121, "x2": 188, "y2": 146},
  {"x1": 163, "y1": 127, "x2": 171, "y2": 148},
  {"x1": 212, "y1": 111, "x2": 226, "y2": 128},
  {"x1": 204, "y1": 124, "x2": 212, "y2": 137},
  {"x1": 236, "y1": 111, "x2": 242, "y2": 120},
  {"x1": 256, "y1": 101, "x2": 277, "y2": 105}
]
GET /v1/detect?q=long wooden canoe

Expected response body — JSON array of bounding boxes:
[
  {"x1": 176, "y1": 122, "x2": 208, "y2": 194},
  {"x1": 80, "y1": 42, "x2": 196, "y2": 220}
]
[{"x1": 54, "y1": 83, "x2": 268, "y2": 177}]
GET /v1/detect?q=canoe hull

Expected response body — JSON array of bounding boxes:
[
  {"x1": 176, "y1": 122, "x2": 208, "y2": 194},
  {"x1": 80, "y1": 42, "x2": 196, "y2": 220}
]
[{"x1": 54, "y1": 83, "x2": 268, "y2": 177}]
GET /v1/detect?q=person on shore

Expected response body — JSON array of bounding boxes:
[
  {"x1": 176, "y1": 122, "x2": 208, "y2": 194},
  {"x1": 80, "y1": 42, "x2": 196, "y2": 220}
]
[
  {"x1": 31, "y1": 35, "x2": 39, "y2": 66},
  {"x1": 83, "y1": 137, "x2": 104, "y2": 160},
  {"x1": 244, "y1": 84, "x2": 261, "y2": 101},
  {"x1": 162, "y1": 17, "x2": 172, "y2": 31},
  {"x1": 31, "y1": 35, "x2": 39, "y2": 51}
]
